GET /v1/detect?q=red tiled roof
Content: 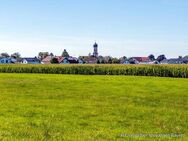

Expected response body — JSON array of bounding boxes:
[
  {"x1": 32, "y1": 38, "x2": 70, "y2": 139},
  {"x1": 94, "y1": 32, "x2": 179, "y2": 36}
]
[
  {"x1": 55, "y1": 56, "x2": 66, "y2": 63},
  {"x1": 132, "y1": 57, "x2": 150, "y2": 62},
  {"x1": 42, "y1": 56, "x2": 53, "y2": 64}
]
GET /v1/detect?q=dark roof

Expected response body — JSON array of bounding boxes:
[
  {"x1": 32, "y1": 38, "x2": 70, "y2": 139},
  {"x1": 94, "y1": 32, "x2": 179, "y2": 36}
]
[
  {"x1": 183, "y1": 58, "x2": 188, "y2": 63},
  {"x1": 67, "y1": 57, "x2": 78, "y2": 64},
  {"x1": 23, "y1": 57, "x2": 40, "y2": 63},
  {"x1": 68, "y1": 59, "x2": 78, "y2": 64},
  {"x1": 58, "y1": 57, "x2": 78, "y2": 64}
]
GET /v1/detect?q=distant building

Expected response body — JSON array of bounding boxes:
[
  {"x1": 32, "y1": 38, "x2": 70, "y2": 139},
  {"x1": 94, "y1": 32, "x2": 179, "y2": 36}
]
[
  {"x1": 122, "y1": 60, "x2": 130, "y2": 64},
  {"x1": 148, "y1": 61, "x2": 159, "y2": 64},
  {"x1": 160, "y1": 58, "x2": 184, "y2": 64},
  {"x1": 93, "y1": 42, "x2": 99, "y2": 58},
  {"x1": 60, "y1": 57, "x2": 78, "y2": 64},
  {"x1": 183, "y1": 57, "x2": 188, "y2": 64},
  {"x1": 78, "y1": 58, "x2": 85, "y2": 64},
  {"x1": 79, "y1": 42, "x2": 99, "y2": 64},
  {"x1": 79, "y1": 56, "x2": 98, "y2": 64},
  {"x1": 128, "y1": 57, "x2": 150, "y2": 64},
  {"x1": 128, "y1": 58, "x2": 139, "y2": 64},
  {"x1": 41, "y1": 55, "x2": 53, "y2": 64},
  {"x1": 54, "y1": 56, "x2": 65, "y2": 63},
  {"x1": 132, "y1": 57, "x2": 150, "y2": 63},
  {"x1": 0, "y1": 57, "x2": 17, "y2": 64},
  {"x1": 53, "y1": 56, "x2": 78, "y2": 64},
  {"x1": 21, "y1": 57, "x2": 41, "y2": 64},
  {"x1": 85, "y1": 56, "x2": 98, "y2": 64}
]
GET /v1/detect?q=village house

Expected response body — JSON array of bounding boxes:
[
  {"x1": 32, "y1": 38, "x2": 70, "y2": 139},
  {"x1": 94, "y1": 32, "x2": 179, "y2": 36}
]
[
  {"x1": 81, "y1": 56, "x2": 98, "y2": 64},
  {"x1": 132, "y1": 57, "x2": 150, "y2": 64},
  {"x1": 41, "y1": 55, "x2": 53, "y2": 64},
  {"x1": 183, "y1": 57, "x2": 188, "y2": 64},
  {"x1": 60, "y1": 57, "x2": 78, "y2": 64},
  {"x1": 21, "y1": 57, "x2": 41, "y2": 64},
  {"x1": 78, "y1": 58, "x2": 85, "y2": 64},
  {"x1": 120, "y1": 58, "x2": 130, "y2": 64},
  {"x1": 52, "y1": 56, "x2": 79, "y2": 64},
  {"x1": 160, "y1": 58, "x2": 184, "y2": 64},
  {"x1": 148, "y1": 61, "x2": 159, "y2": 64},
  {"x1": 0, "y1": 57, "x2": 17, "y2": 64}
]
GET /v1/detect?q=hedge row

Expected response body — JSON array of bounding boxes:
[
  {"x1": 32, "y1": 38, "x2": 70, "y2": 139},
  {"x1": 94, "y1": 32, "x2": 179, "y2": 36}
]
[{"x1": 0, "y1": 64, "x2": 188, "y2": 78}]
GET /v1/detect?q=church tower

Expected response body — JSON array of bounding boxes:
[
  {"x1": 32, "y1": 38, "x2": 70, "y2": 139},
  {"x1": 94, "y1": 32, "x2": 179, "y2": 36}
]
[{"x1": 93, "y1": 42, "x2": 98, "y2": 58}]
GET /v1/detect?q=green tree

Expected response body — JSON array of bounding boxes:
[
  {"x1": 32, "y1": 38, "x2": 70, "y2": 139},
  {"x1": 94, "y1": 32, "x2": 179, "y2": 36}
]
[
  {"x1": 103, "y1": 56, "x2": 112, "y2": 64},
  {"x1": 50, "y1": 53, "x2": 54, "y2": 57},
  {"x1": 112, "y1": 58, "x2": 120, "y2": 64},
  {"x1": 119, "y1": 56, "x2": 127, "y2": 64},
  {"x1": 179, "y1": 56, "x2": 183, "y2": 59},
  {"x1": 97, "y1": 60, "x2": 100, "y2": 64},
  {"x1": 98, "y1": 56, "x2": 105, "y2": 64},
  {"x1": 148, "y1": 54, "x2": 155, "y2": 61},
  {"x1": 50, "y1": 58, "x2": 59, "y2": 64},
  {"x1": 0, "y1": 53, "x2": 10, "y2": 58},
  {"x1": 184, "y1": 55, "x2": 188, "y2": 58},
  {"x1": 62, "y1": 49, "x2": 69, "y2": 57},
  {"x1": 38, "y1": 52, "x2": 49, "y2": 60},
  {"x1": 157, "y1": 55, "x2": 166, "y2": 62},
  {"x1": 108, "y1": 58, "x2": 112, "y2": 64},
  {"x1": 11, "y1": 52, "x2": 21, "y2": 59}
]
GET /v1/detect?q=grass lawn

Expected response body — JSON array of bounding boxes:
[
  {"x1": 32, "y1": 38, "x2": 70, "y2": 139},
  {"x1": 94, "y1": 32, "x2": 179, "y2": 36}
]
[{"x1": 0, "y1": 73, "x2": 187, "y2": 141}]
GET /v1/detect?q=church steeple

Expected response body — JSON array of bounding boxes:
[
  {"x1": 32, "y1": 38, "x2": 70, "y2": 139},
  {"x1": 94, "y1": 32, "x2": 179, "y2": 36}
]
[{"x1": 93, "y1": 42, "x2": 98, "y2": 58}]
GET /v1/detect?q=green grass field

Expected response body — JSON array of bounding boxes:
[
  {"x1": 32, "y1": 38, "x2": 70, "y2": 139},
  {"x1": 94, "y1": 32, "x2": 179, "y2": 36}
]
[{"x1": 0, "y1": 73, "x2": 187, "y2": 141}]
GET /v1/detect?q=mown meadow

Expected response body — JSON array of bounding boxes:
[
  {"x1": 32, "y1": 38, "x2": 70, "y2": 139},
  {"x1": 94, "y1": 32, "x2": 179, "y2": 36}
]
[{"x1": 0, "y1": 73, "x2": 187, "y2": 140}]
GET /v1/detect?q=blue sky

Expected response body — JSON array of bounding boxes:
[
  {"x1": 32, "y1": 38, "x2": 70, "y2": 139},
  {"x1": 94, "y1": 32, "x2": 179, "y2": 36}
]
[{"x1": 0, "y1": 0, "x2": 187, "y2": 57}]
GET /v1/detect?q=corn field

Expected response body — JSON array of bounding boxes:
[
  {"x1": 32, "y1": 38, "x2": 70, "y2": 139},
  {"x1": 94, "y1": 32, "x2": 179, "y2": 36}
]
[{"x1": 0, "y1": 64, "x2": 188, "y2": 78}]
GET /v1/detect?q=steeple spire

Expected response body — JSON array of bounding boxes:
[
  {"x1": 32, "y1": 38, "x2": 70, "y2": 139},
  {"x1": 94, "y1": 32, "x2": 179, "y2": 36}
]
[{"x1": 93, "y1": 42, "x2": 98, "y2": 58}]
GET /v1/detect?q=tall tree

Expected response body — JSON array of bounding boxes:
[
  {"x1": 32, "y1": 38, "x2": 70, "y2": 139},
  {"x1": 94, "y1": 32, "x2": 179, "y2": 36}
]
[
  {"x1": 184, "y1": 55, "x2": 188, "y2": 59},
  {"x1": 62, "y1": 49, "x2": 70, "y2": 57},
  {"x1": 112, "y1": 58, "x2": 120, "y2": 64},
  {"x1": 108, "y1": 58, "x2": 112, "y2": 64},
  {"x1": 119, "y1": 56, "x2": 127, "y2": 64},
  {"x1": 0, "y1": 53, "x2": 10, "y2": 58},
  {"x1": 179, "y1": 56, "x2": 183, "y2": 59},
  {"x1": 157, "y1": 55, "x2": 166, "y2": 62},
  {"x1": 49, "y1": 53, "x2": 54, "y2": 57},
  {"x1": 97, "y1": 59, "x2": 100, "y2": 64},
  {"x1": 103, "y1": 56, "x2": 112, "y2": 64},
  {"x1": 50, "y1": 57, "x2": 59, "y2": 64},
  {"x1": 148, "y1": 54, "x2": 155, "y2": 61},
  {"x1": 11, "y1": 52, "x2": 21, "y2": 59},
  {"x1": 38, "y1": 52, "x2": 49, "y2": 60},
  {"x1": 97, "y1": 56, "x2": 105, "y2": 64}
]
